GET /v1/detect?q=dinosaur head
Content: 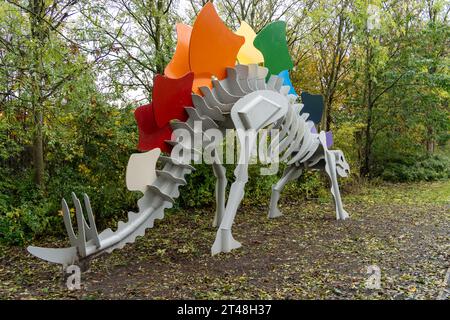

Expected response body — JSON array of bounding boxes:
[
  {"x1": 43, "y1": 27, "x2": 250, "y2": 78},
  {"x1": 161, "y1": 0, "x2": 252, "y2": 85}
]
[{"x1": 334, "y1": 150, "x2": 350, "y2": 178}]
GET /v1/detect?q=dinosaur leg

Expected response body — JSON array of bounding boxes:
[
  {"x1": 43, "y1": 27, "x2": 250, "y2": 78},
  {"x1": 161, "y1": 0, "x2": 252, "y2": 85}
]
[
  {"x1": 324, "y1": 150, "x2": 349, "y2": 220},
  {"x1": 268, "y1": 165, "x2": 303, "y2": 218},
  {"x1": 211, "y1": 163, "x2": 249, "y2": 255},
  {"x1": 212, "y1": 162, "x2": 227, "y2": 227},
  {"x1": 209, "y1": 88, "x2": 289, "y2": 255}
]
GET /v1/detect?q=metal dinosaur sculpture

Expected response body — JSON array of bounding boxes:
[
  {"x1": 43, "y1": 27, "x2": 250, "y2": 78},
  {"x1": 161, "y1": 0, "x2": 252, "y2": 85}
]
[{"x1": 27, "y1": 2, "x2": 350, "y2": 268}]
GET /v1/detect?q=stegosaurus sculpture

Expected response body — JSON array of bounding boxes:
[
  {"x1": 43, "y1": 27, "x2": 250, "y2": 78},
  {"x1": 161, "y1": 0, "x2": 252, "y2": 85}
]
[{"x1": 28, "y1": 2, "x2": 350, "y2": 268}]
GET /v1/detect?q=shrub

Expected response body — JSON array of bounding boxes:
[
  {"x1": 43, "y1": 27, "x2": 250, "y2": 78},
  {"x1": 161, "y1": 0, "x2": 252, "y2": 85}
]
[{"x1": 380, "y1": 153, "x2": 450, "y2": 182}]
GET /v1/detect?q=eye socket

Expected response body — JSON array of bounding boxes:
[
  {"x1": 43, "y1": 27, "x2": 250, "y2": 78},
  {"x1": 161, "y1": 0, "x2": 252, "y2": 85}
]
[{"x1": 341, "y1": 156, "x2": 344, "y2": 161}]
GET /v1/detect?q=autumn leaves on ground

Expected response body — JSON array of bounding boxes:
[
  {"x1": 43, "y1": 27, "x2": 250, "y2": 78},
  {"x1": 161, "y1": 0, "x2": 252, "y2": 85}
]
[{"x1": 0, "y1": 181, "x2": 448, "y2": 300}]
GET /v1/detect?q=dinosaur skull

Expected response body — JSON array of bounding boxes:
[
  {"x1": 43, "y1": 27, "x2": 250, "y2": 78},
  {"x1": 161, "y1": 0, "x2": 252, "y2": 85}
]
[{"x1": 334, "y1": 151, "x2": 350, "y2": 177}]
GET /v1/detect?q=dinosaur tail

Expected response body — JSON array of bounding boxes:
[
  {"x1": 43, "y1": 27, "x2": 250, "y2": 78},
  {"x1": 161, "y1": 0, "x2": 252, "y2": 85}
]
[{"x1": 26, "y1": 154, "x2": 194, "y2": 266}]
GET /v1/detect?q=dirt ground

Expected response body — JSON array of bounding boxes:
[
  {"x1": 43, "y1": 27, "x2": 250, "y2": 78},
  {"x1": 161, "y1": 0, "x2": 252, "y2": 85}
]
[{"x1": 0, "y1": 181, "x2": 449, "y2": 300}]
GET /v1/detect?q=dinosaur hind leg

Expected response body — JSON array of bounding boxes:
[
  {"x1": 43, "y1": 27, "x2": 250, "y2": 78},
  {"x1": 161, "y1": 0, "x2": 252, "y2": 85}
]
[
  {"x1": 268, "y1": 165, "x2": 303, "y2": 218},
  {"x1": 212, "y1": 162, "x2": 227, "y2": 227},
  {"x1": 324, "y1": 150, "x2": 349, "y2": 220},
  {"x1": 211, "y1": 163, "x2": 248, "y2": 255}
]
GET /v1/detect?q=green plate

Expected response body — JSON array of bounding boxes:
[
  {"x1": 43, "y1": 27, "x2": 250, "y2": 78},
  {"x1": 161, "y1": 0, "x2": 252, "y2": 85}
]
[{"x1": 254, "y1": 21, "x2": 293, "y2": 77}]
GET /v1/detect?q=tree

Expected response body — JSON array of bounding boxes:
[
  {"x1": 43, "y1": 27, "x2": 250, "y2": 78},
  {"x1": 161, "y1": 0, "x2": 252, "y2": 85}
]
[
  {"x1": 346, "y1": 0, "x2": 449, "y2": 177},
  {"x1": 419, "y1": 0, "x2": 449, "y2": 153},
  {"x1": 294, "y1": 0, "x2": 353, "y2": 131},
  {"x1": 1, "y1": 0, "x2": 85, "y2": 188},
  {"x1": 216, "y1": 0, "x2": 300, "y2": 32},
  {"x1": 77, "y1": 0, "x2": 180, "y2": 101}
]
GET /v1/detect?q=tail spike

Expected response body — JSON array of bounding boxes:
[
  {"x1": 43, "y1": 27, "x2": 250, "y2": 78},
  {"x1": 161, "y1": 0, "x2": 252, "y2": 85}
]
[
  {"x1": 62, "y1": 198, "x2": 77, "y2": 247},
  {"x1": 71, "y1": 192, "x2": 87, "y2": 257},
  {"x1": 62, "y1": 192, "x2": 101, "y2": 257},
  {"x1": 82, "y1": 193, "x2": 100, "y2": 248}
]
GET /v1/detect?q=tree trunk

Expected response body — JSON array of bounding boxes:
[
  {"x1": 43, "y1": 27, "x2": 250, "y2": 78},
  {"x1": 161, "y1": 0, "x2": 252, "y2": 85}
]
[
  {"x1": 154, "y1": 0, "x2": 164, "y2": 74},
  {"x1": 360, "y1": 42, "x2": 373, "y2": 177},
  {"x1": 32, "y1": 112, "x2": 44, "y2": 187},
  {"x1": 426, "y1": 126, "x2": 435, "y2": 154},
  {"x1": 319, "y1": 10, "x2": 346, "y2": 132},
  {"x1": 320, "y1": 98, "x2": 329, "y2": 131},
  {"x1": 30, "y1": 0, "x2": 46, "y2": 189},
  {"x1": 320, "y1": 95, "x2": 333, "y2": 132},
  {"x1": 361, "y1": 101, "x2": 373, "y2": 177},
  {"x1": 326, "y1": 95, "x2": 333, "y2": 132}
]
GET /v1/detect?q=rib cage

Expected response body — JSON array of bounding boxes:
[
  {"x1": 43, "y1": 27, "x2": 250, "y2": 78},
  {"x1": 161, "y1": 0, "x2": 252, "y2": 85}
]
[{"x1": 179, "y1": 64, "x2": 322, "y2": 168}]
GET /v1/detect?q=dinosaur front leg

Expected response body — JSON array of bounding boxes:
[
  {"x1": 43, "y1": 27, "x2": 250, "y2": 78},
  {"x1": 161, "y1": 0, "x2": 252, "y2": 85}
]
[
  {"x1": 324, "y1": 150, "x2": 349, "y2": 220},
  {"x1": 212, "y1": 162, "x2": 227, "y2": 227},
  {"x1": 317, "y1": 131, "x2": 349, "y2": 220},
  {"x1": 211, "y1": 163, "x2": 248, "y2": 255},
  {"x1": 268, "y1": 164, "x2": 303, "y2": 218}
]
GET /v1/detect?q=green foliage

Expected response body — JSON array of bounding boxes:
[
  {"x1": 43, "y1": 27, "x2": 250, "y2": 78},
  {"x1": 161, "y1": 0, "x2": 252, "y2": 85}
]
[
  {"x1": 0, "y1": 98, "x2": 139, "y2": 245},
  {"x1": 178, "y1": 163, "x2": 217, "y2": 208},
  {"x1": 242, "y1": 165, "x2": 280, "y2": 205},
  {"x1": 378, "y1": 153, "x2": 450, "y2": 182},
  {"x1": 179, "y1": 163, "x2": 284, "y2": 208},
  {"x1": 0, "y1": 168, "x2": 59, "y2": 245},
  {"x1": 178, "y1": 162, "x2": 326, "y2": 209},
  {"x1": 333, "y1": 122, "x2": 365, "y2": 177},
  {"x1": 292, "y1": 170, "x2": 327, "y2": 199}
]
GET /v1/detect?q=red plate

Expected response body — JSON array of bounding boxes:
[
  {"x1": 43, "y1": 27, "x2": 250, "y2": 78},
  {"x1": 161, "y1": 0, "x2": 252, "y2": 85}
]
[
  {"x1": 134, "y1": 102, "x2": 173, "y2": 153},
  {"x1": 153, "y1": 72, "x2": 194, "y2": 128}
]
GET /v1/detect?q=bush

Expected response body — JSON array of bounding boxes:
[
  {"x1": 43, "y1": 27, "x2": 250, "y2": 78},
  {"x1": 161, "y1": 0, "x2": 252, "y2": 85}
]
[
  {"x1": 0, "y1": 102, "x2": 139, "y2": 245},
  {"x1": 179, "y1": 162, "x2": 326, "y2": 209},
  {"x1": 179, "y1": 163, "x2": 284, "y2": 208},
  {"x1": 178, "y1": 163, "x2": 217, "y2": 208},
  {"x1": 380, "y1": 153, "x2": 450, "y2": 182},
  {"x1": 0, "y1": 201, "x2": 60, "y2": 245}
]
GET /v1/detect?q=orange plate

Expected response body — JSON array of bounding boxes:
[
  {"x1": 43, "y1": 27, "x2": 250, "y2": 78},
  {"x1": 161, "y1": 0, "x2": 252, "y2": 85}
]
[
  {"x1": 189, "y1": 3, "x2": 244, "y2": 94},
  {"x1": 164, "y1": 24, "x2": 192, "y2": 79}
]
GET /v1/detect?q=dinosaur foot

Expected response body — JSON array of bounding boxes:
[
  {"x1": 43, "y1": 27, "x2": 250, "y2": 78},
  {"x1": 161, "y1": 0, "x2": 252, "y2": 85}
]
[
  {"x1": 268, "y1": 206, "x2": 283, "y2": 219},
  {"x1": 211, "y1": 229, "x2": 241, "y2": 255}
]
